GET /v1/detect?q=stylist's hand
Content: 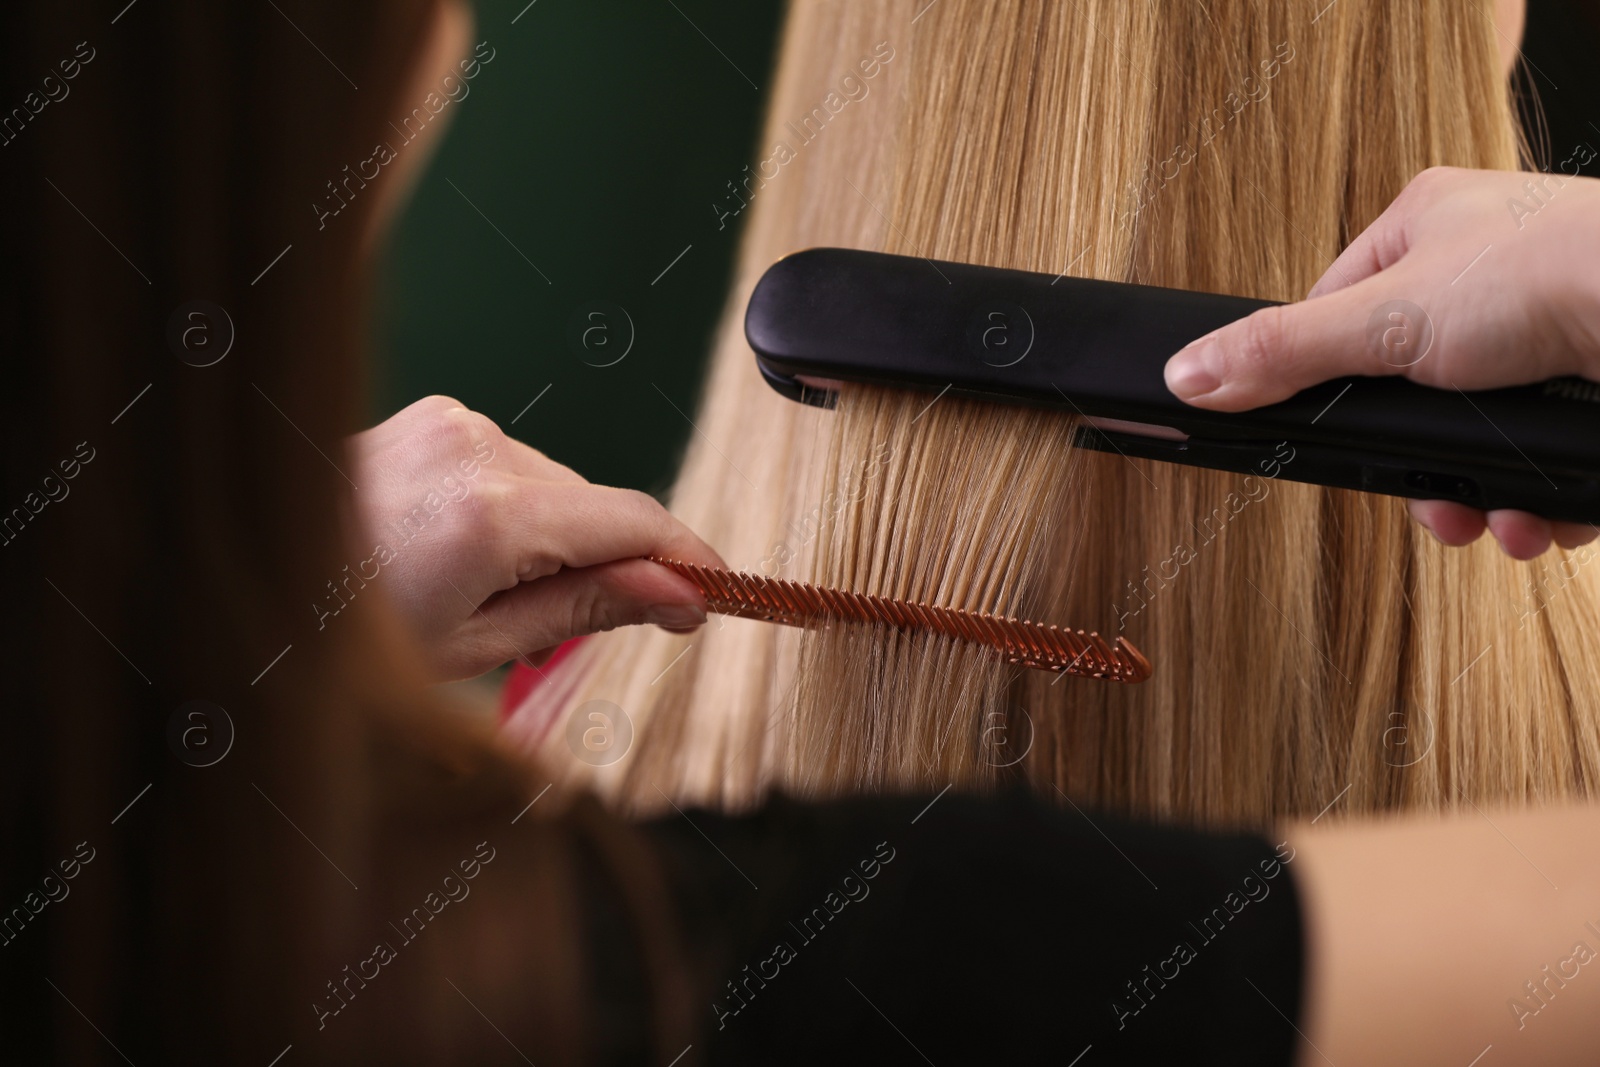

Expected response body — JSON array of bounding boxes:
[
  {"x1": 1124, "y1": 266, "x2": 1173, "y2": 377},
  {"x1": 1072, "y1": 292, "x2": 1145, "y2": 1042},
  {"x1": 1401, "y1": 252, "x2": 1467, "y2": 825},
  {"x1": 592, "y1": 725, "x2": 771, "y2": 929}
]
[
  {"x1": 1164, "y1": 166, "x2": 1600, "y2": 559},
  {"x1": 347, "y1": 395, "x2": 725, "y2": 681}
]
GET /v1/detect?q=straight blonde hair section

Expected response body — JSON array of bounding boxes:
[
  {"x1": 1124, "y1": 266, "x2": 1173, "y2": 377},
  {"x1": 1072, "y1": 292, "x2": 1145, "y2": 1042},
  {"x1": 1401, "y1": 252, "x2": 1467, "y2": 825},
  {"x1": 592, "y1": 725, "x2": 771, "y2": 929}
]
[{"x1": 507, "y1": 0, "x2": 1600, "y2": 828}]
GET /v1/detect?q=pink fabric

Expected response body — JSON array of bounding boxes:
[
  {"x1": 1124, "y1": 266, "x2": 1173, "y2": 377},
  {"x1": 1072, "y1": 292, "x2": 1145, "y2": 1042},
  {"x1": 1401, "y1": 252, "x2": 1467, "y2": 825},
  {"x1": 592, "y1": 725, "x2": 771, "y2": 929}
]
[
  {"x1": 500, "y1": 637, "x2": 588, "y2": 720},
  {"x1": 498, "y1": 636, "x2": 591, "y2": 754}
]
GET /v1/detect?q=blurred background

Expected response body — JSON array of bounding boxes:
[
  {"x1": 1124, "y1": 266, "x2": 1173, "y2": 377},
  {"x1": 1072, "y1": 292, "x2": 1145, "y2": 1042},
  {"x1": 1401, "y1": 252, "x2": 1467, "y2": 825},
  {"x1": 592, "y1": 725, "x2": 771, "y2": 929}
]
[
  {"x1": 374, "y1": 0, "x2": 1600, "y2": 495},
  {"x1": 373, "y1": 0, "x2": 784, "y2": 494}
]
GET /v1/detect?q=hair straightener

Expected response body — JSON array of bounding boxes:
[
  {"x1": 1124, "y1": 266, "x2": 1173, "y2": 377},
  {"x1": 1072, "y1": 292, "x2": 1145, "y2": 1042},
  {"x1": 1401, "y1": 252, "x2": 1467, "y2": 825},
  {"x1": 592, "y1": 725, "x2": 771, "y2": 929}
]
[{"x1": 746, "y1": 247, "x2": 1600, "y2": 525}]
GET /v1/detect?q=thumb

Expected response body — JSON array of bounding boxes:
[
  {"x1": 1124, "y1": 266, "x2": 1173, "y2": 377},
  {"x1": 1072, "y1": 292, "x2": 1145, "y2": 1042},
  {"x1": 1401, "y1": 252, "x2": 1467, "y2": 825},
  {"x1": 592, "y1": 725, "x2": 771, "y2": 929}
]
[
  {"x1": 1163, "y1": 270, "x2": 1435, "y2": 412},
  {"x1": 475, "y1": 557, "x2": 708, "y2": 659}
]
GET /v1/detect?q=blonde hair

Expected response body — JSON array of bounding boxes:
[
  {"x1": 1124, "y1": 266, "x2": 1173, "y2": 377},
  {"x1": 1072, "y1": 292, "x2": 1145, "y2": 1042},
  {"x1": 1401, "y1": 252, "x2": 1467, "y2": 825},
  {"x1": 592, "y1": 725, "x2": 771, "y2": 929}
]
[{"x1": 507, "y1": 0, "x2": 1600, "y2": 827}]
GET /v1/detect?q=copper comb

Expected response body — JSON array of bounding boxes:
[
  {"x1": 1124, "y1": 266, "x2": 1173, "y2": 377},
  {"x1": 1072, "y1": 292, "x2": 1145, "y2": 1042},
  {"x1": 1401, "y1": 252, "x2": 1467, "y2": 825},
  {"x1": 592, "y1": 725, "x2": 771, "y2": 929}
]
[{"x1": 650, "y1": 557, "x2": 1151, "y2": 683}]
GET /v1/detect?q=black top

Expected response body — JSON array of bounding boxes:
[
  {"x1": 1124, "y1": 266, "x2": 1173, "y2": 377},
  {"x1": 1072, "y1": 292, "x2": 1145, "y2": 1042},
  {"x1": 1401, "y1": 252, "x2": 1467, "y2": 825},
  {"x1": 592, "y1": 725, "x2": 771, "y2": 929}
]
[{"x1": 631, "y1": 790, "x2": 1305, "y2": 1065}]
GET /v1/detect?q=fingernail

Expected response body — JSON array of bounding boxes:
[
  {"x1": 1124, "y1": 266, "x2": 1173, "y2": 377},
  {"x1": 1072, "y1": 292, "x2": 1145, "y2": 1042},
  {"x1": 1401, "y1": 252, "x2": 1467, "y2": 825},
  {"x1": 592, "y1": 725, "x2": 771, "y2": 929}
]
[
  {"x1": 644, "y1": 603, "x2": 707, "y2": 630},
  {"x1": 1165, "y1": 338, "x2": 1221, "y2": 401}
]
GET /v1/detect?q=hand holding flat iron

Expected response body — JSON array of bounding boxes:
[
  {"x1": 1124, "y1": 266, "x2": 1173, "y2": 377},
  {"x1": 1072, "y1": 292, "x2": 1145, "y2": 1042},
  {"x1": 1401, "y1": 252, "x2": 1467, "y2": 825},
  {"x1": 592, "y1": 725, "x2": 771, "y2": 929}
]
[{"x1": 1164, "y1": 166, "x2": 1600, "y2": 559}]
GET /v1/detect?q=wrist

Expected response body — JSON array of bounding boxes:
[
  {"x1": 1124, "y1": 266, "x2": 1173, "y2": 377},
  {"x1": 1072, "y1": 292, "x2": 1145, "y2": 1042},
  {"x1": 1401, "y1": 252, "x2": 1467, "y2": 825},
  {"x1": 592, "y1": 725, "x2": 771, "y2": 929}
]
[{"x1": 1562, "y1": 179, "x2": 1600, "y2": 379}]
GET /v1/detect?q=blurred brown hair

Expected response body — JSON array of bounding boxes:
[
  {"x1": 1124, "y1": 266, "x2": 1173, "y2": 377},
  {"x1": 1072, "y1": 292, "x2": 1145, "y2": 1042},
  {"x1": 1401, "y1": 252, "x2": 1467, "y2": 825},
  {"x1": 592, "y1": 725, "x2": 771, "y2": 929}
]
[{"x1": 0, "y1": 2, "x2": 695, "y2": 1060}]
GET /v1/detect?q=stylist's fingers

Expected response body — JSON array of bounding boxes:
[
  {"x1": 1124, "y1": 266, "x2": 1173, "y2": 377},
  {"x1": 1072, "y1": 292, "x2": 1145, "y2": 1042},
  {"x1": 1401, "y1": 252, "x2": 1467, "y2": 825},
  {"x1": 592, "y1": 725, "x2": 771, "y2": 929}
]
[
  {"x1": 1303, "y1": 170, "x2": 1429, "y2": 299},
  {"x1": 1408, "y1": 498, "x2": 1599, "y2": 557},
  {"x1": 1163, "y1": 268, "x2": 1429, "y2": 411},
  {"x1": 1164, "y1": 167, "x2": 1600, "y2": 412},
  {"x1": 457, "y1": 559, "x2": 708, "y2": 675},
  {"x1": 1486, "y1": 510, "x2": 1555, "y2": 562},
  {"x1": 1481, "y1": 512, "x2": 1600, "y2": 559},
  {"x1": 1407, "y1": 499, "x2": 1486, "y2": 547}
]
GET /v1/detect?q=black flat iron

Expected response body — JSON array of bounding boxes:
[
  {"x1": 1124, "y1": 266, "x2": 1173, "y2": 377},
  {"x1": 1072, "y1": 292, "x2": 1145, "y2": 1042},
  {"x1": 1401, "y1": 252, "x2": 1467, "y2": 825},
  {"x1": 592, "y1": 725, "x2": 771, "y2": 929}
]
[{"x1": 746, "y1": 247, "x2": 1600, "y2": 524}]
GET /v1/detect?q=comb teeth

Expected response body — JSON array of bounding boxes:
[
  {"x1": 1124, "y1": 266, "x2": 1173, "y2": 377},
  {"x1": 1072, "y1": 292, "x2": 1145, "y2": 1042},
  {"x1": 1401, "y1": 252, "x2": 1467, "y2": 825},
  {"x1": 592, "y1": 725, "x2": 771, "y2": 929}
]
[{"x1": 650, "y1": 557, "x2": 1152, "y2": 684}]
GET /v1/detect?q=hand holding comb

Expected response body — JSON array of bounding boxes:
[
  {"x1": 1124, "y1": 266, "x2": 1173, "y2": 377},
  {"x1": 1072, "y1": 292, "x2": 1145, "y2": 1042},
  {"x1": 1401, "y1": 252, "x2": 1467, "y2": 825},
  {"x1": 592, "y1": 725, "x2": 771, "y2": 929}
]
[{"x1": 650, "y1": 557, "x2": 1151, "y2": 683}]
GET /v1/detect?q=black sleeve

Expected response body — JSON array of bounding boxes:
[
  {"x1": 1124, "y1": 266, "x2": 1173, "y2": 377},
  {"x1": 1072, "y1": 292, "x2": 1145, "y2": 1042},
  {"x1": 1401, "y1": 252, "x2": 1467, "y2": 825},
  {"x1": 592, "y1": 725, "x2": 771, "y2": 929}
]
[{"x1": 640, "y1": 789, "x2": 1305, "y2": 1067}]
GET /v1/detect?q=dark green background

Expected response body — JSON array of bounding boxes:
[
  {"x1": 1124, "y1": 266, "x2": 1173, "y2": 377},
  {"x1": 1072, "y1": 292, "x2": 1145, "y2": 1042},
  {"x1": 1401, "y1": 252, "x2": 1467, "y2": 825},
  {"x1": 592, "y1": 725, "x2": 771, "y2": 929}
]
[{"x1": 374, "y1": 0, "x2": 785, "y2": 494}]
